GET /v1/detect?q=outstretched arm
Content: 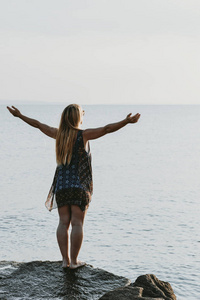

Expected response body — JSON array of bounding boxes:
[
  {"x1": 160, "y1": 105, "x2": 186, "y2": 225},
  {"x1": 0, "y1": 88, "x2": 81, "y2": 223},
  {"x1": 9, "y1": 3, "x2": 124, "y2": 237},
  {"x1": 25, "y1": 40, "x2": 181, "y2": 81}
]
[
  {"x1": 7, "y1": 106, "x2": 57, "y2": 139},
  {"x1": 83, "y1": 113, "x2": 141, "y2": 142}
]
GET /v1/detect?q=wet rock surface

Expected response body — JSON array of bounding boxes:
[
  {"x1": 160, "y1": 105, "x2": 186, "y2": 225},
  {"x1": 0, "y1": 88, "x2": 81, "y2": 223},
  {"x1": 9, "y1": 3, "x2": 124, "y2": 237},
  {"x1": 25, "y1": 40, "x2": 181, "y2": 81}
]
[
  {"x1": 99, "y1": 274, "x2": 176, "y2": 300},
  {"x1": 0, "y1": 261, "x2": 130, "y2": 299},
  {"x1": 0, "y1": 262, "x2": 176, "y2": 300}
]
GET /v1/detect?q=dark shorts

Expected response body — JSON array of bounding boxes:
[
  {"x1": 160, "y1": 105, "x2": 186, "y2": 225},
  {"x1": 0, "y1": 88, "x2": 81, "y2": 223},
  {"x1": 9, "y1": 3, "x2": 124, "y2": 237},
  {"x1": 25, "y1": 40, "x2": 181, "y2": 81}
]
[{"x1": 55, "y1": 188, "x2": 91, "y2": 212}]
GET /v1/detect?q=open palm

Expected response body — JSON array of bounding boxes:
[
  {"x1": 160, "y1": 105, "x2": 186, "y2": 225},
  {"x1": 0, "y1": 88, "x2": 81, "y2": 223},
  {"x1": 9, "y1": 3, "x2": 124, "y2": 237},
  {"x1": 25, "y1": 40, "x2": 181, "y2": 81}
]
[
  {"x1": 126, "y1": 113, "x2": 141, "y2": 123},
  {"x1": 7, "y1": 106, "x2": 21, "y2": 117}
]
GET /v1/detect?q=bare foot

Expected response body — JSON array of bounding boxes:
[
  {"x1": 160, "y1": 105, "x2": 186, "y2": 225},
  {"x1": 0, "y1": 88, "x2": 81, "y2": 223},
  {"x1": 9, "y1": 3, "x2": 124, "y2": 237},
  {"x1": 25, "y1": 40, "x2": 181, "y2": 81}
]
[
  {"x1": 69, "y1": 261, "x2": 86, "y2": 269},
  {"x1": 62, "y1": 258, "x2": 70, "y2": 268}
]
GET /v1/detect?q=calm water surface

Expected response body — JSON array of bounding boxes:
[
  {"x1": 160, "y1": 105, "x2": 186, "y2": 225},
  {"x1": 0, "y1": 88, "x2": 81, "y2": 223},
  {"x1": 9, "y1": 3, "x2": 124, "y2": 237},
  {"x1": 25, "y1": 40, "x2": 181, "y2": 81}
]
[{"x1": 1, "y1": 105, "x2": 200, "y2": 299}]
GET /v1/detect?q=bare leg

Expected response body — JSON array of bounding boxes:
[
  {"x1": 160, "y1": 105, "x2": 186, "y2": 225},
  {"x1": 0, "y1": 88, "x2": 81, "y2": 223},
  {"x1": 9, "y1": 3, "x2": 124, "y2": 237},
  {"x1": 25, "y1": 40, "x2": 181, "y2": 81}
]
[
  {"x1": 57, "y1": 205, "x2": 71, "y2": 267},
  {"x1": 70, "y1": 205, "x2": 87, "y2": 269}
]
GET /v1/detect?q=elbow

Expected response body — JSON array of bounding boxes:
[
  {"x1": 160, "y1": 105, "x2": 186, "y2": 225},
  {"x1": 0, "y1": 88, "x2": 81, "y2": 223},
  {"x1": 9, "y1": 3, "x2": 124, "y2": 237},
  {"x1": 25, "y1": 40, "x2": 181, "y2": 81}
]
[
  {"x1": 37, "y1": 121, "x2": 42, "y2": 129},
  {"x1": 104, "y1": 125, "x2": 111, "y2": 134}
]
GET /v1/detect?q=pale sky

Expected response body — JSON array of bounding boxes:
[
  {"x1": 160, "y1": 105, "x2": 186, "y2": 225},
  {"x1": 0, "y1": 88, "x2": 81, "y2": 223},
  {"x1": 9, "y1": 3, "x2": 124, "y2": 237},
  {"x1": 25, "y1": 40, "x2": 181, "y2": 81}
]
[{"x1": 1, "y1": 0, "x2": 200, "y2": 105}]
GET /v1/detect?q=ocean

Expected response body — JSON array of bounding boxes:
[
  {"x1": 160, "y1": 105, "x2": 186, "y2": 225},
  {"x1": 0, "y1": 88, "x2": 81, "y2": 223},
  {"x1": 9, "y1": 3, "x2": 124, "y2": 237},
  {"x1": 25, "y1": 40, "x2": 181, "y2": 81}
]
[{"x1": 1, "y1": 104, "x2": 200, "y2": 299}]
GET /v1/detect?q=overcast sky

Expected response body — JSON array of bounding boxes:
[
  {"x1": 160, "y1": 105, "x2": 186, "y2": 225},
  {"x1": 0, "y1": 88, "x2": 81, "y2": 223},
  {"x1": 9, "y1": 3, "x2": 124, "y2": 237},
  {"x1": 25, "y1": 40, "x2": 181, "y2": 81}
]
[{"x1": 1, "y1": 0, "x2": 200, "y2": 105}]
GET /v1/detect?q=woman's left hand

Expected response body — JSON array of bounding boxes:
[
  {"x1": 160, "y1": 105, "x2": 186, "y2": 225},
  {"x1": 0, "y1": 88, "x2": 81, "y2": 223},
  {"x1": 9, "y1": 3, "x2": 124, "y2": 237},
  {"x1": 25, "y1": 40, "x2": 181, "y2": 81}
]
[{"x1": 126, "y1": 113, "x2": 141, "y2": 123}]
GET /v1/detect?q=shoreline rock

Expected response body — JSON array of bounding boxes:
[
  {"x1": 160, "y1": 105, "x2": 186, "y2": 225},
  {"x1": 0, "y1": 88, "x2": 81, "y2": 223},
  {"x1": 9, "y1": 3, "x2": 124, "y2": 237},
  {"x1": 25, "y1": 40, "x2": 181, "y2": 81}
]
[
  {"x1": 0, "y1": 261, "x2": 176, "y2": 299},
  {"x1": 0, "y1": 261, "x2": 130, "y2": 299},
  {"x1": 99, "y1": 274, "x2": 176, "y2": 300}
]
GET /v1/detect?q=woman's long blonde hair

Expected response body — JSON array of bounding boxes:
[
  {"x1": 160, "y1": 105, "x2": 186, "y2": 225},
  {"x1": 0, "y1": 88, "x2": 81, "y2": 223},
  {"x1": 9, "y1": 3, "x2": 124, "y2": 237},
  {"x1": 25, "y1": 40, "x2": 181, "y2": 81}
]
[{"x1": 56, "y1": 104, "x2": 82, "y2": 165}]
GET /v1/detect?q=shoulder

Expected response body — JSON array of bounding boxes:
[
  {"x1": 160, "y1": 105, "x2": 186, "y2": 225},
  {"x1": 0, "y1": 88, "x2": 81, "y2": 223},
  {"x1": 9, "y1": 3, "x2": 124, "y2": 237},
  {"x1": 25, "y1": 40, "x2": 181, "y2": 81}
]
[
  {"x1": 80, "y1": 130, "x2": 90, "y2": 150},
  {"x1": 82, "y1": 129, "x2": 88, "y2": 142}
]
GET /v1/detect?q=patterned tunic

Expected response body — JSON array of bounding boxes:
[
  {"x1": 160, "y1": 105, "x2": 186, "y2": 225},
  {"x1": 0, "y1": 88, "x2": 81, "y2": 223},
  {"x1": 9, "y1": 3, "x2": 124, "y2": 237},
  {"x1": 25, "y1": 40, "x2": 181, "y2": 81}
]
[{"x1": 45, "y1": 130, "x2": 93, "y2": 212}]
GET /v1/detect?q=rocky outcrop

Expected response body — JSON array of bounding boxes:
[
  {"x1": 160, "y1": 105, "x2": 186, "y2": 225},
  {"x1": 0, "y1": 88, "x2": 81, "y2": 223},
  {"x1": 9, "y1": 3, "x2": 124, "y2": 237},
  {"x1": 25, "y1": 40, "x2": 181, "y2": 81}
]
[
  {"x1": 132, "y1": 274, "x2": 176, "y2": 299},
  {"x1": 99, "y1": 274, "x2": 176, "y2": 300},
  {"x1": 0, "y1": 261, "x2": 176, "y2": 300},
  {"x1": 0, "y1": 261, "x2": 130, "y2": 300}
]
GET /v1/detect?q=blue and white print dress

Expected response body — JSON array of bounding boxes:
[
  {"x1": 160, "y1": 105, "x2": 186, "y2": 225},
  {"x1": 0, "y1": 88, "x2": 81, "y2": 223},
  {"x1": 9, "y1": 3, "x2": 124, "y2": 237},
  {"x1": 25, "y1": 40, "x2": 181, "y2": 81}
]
[{"x1": 45, "y1": 130, "x2": 93, "y2": 212}]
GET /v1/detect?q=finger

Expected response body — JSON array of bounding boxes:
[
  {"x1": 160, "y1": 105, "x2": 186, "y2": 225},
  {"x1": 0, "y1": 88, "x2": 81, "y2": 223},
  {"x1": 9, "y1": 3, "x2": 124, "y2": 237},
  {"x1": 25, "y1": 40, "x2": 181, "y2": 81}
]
[
  {"x1": 12, "y1": 106, "x2": 17, "y2": 109},
  {"x1": 131, "y1": 114, "x2": 140, "y2": 122},
  {"x1": 135, "y1": 113, "x2": 140, "y2": 118},
  {"x1": 127, "y1": 113, "x2": 132, "y2": 118},
  {"x1": 131, "y1": 114, "x2": 138, "y2": 119}
]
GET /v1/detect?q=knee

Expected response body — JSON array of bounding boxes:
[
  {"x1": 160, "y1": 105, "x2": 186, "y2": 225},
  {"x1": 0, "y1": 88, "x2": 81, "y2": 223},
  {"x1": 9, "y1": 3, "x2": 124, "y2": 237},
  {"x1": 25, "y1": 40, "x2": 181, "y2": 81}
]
[
  {"x1": 59, "y1": 217, "x2": 70, "y2": 228},
  {"x1": 71, "y1": 218, "x2": 83, "y2": 228}
]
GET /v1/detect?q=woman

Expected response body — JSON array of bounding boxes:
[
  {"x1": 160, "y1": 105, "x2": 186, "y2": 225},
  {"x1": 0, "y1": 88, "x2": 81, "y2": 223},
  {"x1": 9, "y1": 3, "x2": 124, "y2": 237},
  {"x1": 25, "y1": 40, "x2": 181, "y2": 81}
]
[{"x1": 7, "y1": 104, "x2": 141, "y2": 269}]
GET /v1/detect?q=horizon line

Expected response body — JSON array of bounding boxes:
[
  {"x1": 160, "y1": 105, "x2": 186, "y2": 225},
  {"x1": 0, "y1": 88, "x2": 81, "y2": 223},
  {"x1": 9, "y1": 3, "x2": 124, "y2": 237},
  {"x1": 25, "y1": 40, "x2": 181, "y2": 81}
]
[{"x1": 1, "y1": 101, "x2": 200, "y2": 106}]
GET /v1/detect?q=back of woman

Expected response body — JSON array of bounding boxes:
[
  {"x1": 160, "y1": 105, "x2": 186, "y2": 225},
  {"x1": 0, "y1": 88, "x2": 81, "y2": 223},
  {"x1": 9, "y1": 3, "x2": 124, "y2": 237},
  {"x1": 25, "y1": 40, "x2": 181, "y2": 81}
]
[
  {"x1": 7, "y1": 103, "x2": 140, "y2": 269},
  {"x1": 46, "y1": 129, "x2": 93, "y2": 212}
]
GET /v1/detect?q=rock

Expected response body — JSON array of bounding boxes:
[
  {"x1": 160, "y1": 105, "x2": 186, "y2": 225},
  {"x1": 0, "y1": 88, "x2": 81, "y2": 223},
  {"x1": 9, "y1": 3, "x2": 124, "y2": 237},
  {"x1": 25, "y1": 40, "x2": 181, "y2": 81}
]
[
  {"x1": 0, "y1": 262, "x2": 176, "y2": 300},
  {"x1": 99, "y1": 274, "x2": 176, "y2": 300},
  {"x1": 132, "y1": 274, "x2": 176, "y2": 300},
  {"x1": 0, "y1": 261, "x2": 130, "y2": 300},
  {"x1": 99, "y1": 286, "x2": 144, "y2": 299}
]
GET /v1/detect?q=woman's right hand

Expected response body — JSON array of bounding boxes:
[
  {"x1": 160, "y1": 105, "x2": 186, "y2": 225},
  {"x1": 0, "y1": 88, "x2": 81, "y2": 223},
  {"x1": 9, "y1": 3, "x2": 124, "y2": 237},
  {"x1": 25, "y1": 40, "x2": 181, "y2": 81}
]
[{"x1": 7, "y1": 106, "x2": 21, "y2": 117}]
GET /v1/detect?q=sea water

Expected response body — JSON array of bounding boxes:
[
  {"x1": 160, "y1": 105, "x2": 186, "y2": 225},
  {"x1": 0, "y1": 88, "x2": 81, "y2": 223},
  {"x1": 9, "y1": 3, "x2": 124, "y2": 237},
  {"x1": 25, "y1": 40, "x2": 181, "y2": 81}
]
[{"x1": 1, "y1": 104, "x2": 200, "y2": 299}]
